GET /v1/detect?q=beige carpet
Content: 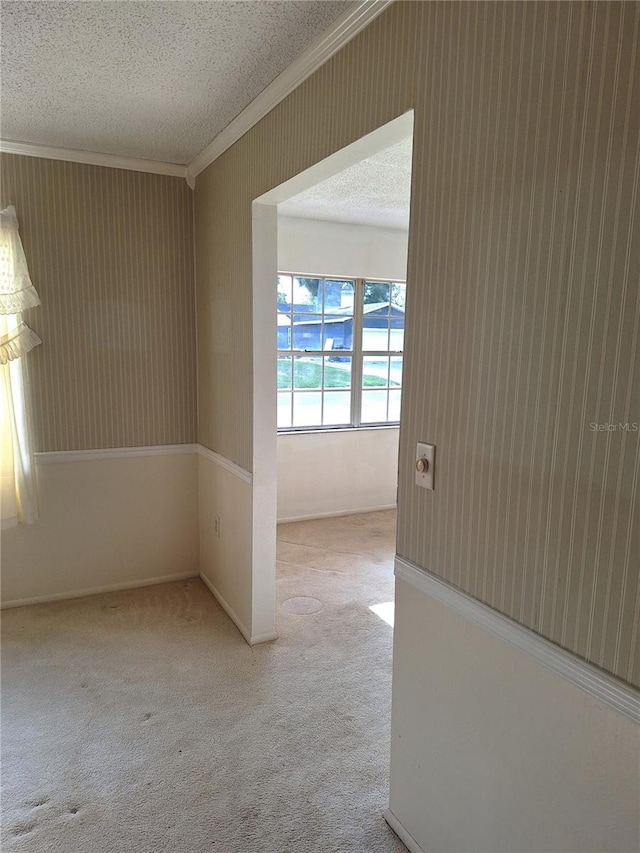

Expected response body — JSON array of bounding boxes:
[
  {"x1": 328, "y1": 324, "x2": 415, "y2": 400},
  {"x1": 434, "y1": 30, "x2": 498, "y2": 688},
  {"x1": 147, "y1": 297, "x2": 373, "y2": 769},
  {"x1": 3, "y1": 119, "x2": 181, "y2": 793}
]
[{"x1": 2, "y1": 510, "x2": 406, "y2": 852}]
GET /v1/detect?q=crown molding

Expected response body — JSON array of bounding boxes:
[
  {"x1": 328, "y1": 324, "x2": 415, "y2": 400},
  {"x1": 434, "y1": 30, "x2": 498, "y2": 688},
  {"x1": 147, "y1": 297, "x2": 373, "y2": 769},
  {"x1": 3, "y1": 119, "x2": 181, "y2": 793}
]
[
  {"x1": 186, "y1": 0, "x2": 394, "y2": 183},
  {"x1": 0, "y1": 0, "x2": 391, "y2": 185},
  {"x1": 0, "y1": 139, "x2": 187, "y2": 180}
]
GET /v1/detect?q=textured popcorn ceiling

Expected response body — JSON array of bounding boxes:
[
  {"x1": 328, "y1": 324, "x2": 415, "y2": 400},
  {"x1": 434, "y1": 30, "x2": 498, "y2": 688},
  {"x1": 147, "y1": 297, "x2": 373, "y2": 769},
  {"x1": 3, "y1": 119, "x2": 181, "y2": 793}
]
[
  {"x1": 0, "y1": 1, "x2": 350, "y2": 164},
  {"x1": 278, "y1": 137, "x2": 412, "y2": 230}
]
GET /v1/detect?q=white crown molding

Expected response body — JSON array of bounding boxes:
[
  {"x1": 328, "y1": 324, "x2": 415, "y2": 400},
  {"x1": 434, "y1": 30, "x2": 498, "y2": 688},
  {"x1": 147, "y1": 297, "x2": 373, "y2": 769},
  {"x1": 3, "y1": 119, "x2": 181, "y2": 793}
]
[
  {"x1": 1, "y1": 1, "x2": 391, "y2": 184},
  {"x1": 186, "y1": 0, "x2": 395, "y2": 182},
  {"x1": 197, "y1": 444, "x2": 253, "y2": 485},
  {"x1": 0, "y1": 139, "x2": 187, "y2": 180},
  {"x1": 35, "y1": 444, "x2": 198, "y2": 464},
  {"x1": 395, "y1": 556, "x2": 640, "y2": 724}
]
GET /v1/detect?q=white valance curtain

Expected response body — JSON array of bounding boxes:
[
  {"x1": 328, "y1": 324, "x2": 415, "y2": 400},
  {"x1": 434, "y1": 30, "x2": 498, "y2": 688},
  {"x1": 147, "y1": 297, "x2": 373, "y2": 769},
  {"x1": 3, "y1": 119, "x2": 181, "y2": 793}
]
[{"x1": 0, "y1": 205, "x2": 42, "y2": 528}]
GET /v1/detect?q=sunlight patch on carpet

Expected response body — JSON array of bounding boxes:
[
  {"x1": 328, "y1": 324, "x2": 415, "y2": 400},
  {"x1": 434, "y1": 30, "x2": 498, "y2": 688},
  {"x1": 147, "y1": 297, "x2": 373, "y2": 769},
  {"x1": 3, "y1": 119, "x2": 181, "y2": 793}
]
[{"x1": 369, "y1": 601, "x2": 394, "y2": 627}]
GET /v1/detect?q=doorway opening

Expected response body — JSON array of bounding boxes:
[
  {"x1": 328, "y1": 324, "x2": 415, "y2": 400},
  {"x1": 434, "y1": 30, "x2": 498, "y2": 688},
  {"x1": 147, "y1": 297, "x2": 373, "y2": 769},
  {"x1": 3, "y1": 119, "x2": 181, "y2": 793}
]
[{"x1": 251, "y1": 111, "x2": 414, "y2": 640}]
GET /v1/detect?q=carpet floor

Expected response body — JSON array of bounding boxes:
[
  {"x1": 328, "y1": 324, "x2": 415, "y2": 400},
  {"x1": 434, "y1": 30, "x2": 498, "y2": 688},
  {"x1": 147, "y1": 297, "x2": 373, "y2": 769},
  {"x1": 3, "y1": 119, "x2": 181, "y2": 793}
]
[{"x1": 1, "y1": 510, "x2": 406, "y2": 853}]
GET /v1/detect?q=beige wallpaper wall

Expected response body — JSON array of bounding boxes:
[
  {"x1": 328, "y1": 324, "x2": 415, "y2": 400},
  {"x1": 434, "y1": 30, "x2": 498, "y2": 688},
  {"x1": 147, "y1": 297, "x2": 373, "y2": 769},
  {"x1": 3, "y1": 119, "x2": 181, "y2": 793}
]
[
  {"x1": 0, "y1": 154, "x2": 196, "y2": 451},
  {"x1": 195, "y1": 1, "x2": 639, "y2": 686}
]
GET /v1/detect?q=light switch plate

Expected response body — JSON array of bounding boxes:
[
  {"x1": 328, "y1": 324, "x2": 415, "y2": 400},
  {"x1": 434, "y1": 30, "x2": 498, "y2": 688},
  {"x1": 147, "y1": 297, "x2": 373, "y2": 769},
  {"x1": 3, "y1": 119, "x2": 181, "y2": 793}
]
[{"x1": 415, "y1": 442, "x2": 435, "y2": 490}]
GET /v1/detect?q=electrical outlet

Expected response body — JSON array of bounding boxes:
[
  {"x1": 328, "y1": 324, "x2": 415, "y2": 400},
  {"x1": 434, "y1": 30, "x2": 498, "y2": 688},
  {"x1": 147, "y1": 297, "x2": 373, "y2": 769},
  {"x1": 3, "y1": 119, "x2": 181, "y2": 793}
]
[{"x1": 213, "y1": 514, "x2": 221, "y2": 539}]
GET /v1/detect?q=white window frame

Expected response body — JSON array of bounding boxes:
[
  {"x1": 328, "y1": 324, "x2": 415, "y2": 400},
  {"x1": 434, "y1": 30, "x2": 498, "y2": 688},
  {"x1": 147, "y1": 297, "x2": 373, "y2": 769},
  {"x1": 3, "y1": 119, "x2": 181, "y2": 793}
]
[{"x1": 277, "y1": 273, "x2": 405, "y2": 432}]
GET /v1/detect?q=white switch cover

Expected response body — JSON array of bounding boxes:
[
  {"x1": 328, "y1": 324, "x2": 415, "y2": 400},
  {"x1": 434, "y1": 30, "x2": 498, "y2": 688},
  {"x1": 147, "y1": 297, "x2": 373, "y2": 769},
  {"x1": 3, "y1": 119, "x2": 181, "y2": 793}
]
[{"x1": 415, "y1": 443, "x2": 435, "y2": 490}]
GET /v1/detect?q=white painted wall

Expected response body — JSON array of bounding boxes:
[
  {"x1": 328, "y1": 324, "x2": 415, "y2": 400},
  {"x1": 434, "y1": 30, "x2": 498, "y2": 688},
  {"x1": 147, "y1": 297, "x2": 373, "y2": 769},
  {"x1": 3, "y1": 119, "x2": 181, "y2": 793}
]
[
  {"x1": 388, "y1": 579, "x2": 640, "y2": 853},
  {"x1": 198, "y1": 452, "x2": 255, "y2": 642},
  {"x1": 277, "y1": 428, "x2": 399, "y2": 522},
  {"x1": 1, "y1": 451, "x2": 199, "y2": 606},
  {"x1": 276, "y1": 215, "x2": 407, "y2": 521},
  {"x1": 277, "y1": 215, "x2": 408, "y2": 281}
]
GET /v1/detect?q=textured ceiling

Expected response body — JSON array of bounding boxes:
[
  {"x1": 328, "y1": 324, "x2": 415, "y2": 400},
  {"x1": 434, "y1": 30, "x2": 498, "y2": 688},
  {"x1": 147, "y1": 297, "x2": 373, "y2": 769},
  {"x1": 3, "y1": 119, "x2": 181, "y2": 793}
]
[
  {"x1": 278, "y1": 137, "x2": 412, "y2": 230},
  {"x1": 0, "y1": 1, "x2": 350, "y2": 164}
]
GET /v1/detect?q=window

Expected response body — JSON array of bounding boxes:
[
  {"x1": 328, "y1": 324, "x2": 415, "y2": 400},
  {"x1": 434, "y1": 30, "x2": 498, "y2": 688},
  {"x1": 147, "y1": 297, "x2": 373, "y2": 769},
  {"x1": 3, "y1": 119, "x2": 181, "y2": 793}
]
[
  {"x1": 277, "y1": 274, "x2": 405, "y2": 430},
  {"x1": 0, "y1": 205, "x2": 42, "y2": 528}
]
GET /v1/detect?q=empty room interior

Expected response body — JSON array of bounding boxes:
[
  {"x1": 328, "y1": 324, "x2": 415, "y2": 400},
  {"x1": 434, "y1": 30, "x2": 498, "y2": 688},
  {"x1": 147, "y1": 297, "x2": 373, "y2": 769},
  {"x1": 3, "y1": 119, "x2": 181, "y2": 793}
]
[
  {"x1": 274, "y1": 120, "x2": 411, "y2": 645},
  {"x1": 1, "y1": 2, "x2": 639, "y2": 853}
]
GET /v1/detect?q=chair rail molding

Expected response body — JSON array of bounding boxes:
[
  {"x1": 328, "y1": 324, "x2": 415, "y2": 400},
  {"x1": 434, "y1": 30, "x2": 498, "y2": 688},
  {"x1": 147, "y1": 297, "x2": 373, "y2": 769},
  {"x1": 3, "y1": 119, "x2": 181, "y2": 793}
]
[
  {"x1": 35, "y1": 444, "x2": 198, "y2": 464},
  {"x1": 197, "y1": 444, "x2": 253, "y2": 485},
  {"x1": 395, "y1": 556, "x2": 640, "y2": 724}
]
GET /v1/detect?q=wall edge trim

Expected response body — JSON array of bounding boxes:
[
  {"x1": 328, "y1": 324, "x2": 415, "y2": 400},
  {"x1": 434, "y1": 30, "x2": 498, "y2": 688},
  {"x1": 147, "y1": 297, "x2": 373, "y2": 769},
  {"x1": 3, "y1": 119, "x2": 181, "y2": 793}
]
[
  {"x1": 383, "y1": 809, "x2": 425, "y2": 853},
  {"x1": 394, "y1": 556, "x2": 640, "y2": 723},
  {"x1": 35, "y1": 444, "x2": 199, "y2": 464},
  {"x1": 186, "y1": 0, "x2": 394, "y2": 180},
  {"x1": 197, "y1": 444, "x2": 253, "y2": 484},
  {"x1": 279, "y1": 504, "x2": 396, "y2": 524},
  {"x1": 0, "y1": 571, "x2": 199, "y2": 610},
  {"x1": 0, "y1": 139, "x2": 187, "y2": 178}
]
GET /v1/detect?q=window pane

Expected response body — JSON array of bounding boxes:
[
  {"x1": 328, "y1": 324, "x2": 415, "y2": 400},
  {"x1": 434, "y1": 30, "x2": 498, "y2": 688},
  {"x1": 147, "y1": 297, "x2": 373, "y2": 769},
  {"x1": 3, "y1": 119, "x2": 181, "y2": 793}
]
[
  {"x1": 324, "y1": 316, "x2": 353, "y2": 353},
  {"x1": 361, "y1": 390, "x2": 389, "y2": 423},
  {"x1": 389, "y1": 316, "x2": 404, "y2": 351},
  {"x1": 293, "y1": 356, "x2": 322, "y2": 389},
  {"x1": 388, "y1": 389, "x2": 402, "y2": 422},
  {"x1": 293, "y1": 392, "x2": 322, "y2": 427},
  {"x1": 292, "y1": 314, "x2": 322, "y2": 350},
  {"x1": 277, "y1": 311, "x2": 292, "y2": 350},
  {"x1": 362, "y1": 318, "x2": 390, "y2": 351},
  {"x1": 293, "y1": 277, "x2": 321, "y2": 311},
  {"x1": 364, "y1": 281, "x2": 390, "y2": 307},
  {"x1": 323, "y1": 391, "x2": 351, "y2": 426},
  {"x1": 390, "y1": 282, "x2": 406, "y2": 310},
  {"x1": 277, "y1": 275, "x2": 293, "y2": 308},
  {"x1": 362, "y1": 356, "x2": 389, "y2": 388},
  {"x1": 324, "y1": 279, "x2": 354, "y2": 314},
  {"x1": 277, "y1": 355, "x2": 292, "y2": 390},
  {"x1": 277, "y1": 392, "x2": 292, "y2": 428},
  {"x1": 389, "y1": 356, "x2": 403, "y2": 387},
  {"x1": 324, "y1": 356, "x2": 351, "y2": 388}
]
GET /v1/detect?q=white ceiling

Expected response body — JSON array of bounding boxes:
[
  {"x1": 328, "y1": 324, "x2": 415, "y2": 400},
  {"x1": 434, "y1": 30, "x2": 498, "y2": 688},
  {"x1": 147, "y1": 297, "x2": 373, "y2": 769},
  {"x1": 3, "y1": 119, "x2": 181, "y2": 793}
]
[
  {"x1": 278, "y1": 137, "x2": 412, "y2": 230},
  {"x1": 0, "y1": 1, "x2": 351, "y2": 165}
]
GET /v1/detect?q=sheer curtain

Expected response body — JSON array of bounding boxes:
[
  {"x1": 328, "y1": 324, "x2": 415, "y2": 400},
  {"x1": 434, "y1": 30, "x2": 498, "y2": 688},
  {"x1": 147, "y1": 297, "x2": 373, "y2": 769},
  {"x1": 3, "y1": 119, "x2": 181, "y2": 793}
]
[{"x1": 0, "y1": 206, "x2": 42, "y2": 528}]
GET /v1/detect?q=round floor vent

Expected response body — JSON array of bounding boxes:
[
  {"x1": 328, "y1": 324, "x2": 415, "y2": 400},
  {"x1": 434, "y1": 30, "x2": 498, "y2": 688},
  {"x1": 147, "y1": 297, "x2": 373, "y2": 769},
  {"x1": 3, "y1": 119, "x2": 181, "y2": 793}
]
[{"x1": 281, "y1": 596, "x2": 323, "y2": 615}]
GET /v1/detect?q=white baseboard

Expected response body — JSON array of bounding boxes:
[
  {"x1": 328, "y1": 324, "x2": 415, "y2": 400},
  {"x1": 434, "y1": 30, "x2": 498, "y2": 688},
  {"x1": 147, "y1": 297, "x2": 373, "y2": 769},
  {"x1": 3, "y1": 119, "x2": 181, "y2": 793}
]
[
  {"x1": 0, "y1": 571, "x2": 199, "y2": 610},
  {"x1": 250, "y1": 629, "x2": 279, "y2": 644},
  {"x1": 199, "y1": 571, "x2": 251, "y2": 643},
  {"x1": 383, "y1": 809, "x2": 425, "y2": 853},
  {"x1": 199, "y1": 572, "x2": 277, "y2": 646},
  {"x1": 278, "y1": 504, "x2": 396, "y2": 524},
  {"x1": 395, "y1": 556, "x2": 640, "y2": 724}
]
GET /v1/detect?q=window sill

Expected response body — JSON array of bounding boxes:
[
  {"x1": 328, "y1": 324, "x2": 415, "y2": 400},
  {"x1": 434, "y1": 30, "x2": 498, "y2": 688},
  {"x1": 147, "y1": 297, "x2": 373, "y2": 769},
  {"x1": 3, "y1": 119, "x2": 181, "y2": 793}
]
[{"x1": 277, "y1": 424, "x2": 400, "y2": 436}]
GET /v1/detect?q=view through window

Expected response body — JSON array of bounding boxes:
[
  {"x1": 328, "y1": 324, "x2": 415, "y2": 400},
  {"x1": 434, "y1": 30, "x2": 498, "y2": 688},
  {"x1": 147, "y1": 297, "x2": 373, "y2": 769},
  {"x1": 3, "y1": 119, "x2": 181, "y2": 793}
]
[{"x1": 277, "y1": 274, "x2": 405, "y2": 430}]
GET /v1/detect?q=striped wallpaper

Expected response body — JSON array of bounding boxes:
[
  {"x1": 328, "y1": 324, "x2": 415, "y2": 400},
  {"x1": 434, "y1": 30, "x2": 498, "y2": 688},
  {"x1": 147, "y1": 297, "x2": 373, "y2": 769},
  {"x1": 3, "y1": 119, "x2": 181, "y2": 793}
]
[
  {"x1": 0, "y1": 155, "x2": 196, "y2": 450},
  {"x1": 195, "y1": 1, "x2": 640, "y2": 687}
]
